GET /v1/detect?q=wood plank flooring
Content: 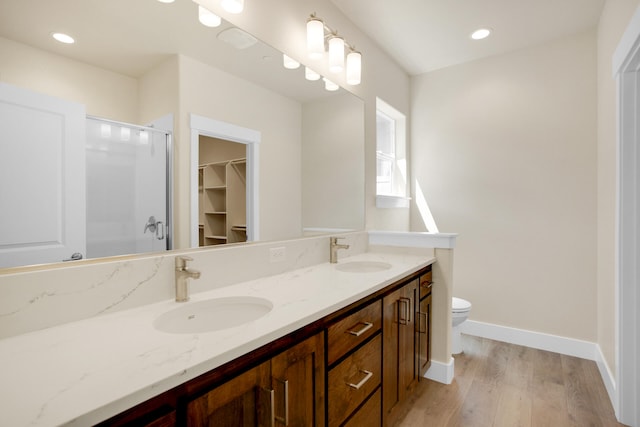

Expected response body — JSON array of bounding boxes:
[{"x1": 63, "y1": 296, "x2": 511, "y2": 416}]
[{"x1": 394, "y1": 334, "x2": 626, "y2": 427}]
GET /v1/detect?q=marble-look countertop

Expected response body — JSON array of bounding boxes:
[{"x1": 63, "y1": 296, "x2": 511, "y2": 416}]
[{"x1": 0, "y1": 251, "x2": 435, "y2": 426}]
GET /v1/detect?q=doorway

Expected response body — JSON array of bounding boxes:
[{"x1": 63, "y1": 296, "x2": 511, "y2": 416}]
[
  {"x1": 198, "y1": 136, "x2": 247, "y2": 246},
  {"x1": 614, "y1": 7, "x2": 640, "y2": 426},
  {"x1": 190, "y1": 114, "x2": 260, "y2": 247}
]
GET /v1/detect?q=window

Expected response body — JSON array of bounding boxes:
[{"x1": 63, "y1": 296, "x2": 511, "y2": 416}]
[{"x1": 376, "y1": 98, "x2": 409, "y2": 208}]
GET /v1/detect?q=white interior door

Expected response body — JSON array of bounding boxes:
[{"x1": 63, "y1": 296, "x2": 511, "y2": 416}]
[{"x1": 0, "y1": 83, "x2": 86, "y2": 268}]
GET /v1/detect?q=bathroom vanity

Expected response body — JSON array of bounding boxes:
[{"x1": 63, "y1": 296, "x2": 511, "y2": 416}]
[
  {"x1": 0, "y1": 231, "x2": 455, "y2": 426},
  {"x1": 97, "y1": 264, "x2": 433, "y2": 427}
]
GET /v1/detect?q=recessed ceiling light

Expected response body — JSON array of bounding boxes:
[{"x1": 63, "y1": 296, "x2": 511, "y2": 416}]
[
  {"x1": 471, "y1": 28, "x2": 491, "y2": 40},
  {"x1": 52, "y1": 32, "x2": 75, "y2": 44}
]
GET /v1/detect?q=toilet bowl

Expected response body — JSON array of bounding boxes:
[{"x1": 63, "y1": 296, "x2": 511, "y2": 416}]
[{"x1": 452, "y1": 297, "x2": 472, "y2": 355}]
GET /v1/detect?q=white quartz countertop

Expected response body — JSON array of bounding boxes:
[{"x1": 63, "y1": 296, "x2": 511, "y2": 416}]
[{"x1": 0, "y1": 251, "x2": 435, "y2": 427}]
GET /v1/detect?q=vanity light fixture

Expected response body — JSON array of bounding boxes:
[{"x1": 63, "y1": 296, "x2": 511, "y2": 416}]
[
  {"x1": 305, "y1": 67, "x2": 321, "y2": 81},
  {"x1": 283, "y1": 54, "x2": 300, "y2": 70},
  {"x1": 221, "y1": 0, "x2": 244, "y2": 14},
  {"x1": 198, "y1": 5, "x2": 222, "y2": 27},
  {"x1": 346, "y1": 50, "x2": 362, "y2": 85},
  {"x1": 471, "y1": 28, "x2": 492, "y2": 40},
  {"x1": 323, "y1": 78, "x2": 339, "y2": 91},
  {"x1": 156, "y1": 0, "x2": 175, "y2": 3},
  {"x1": 52, "y1": 32, "x2": 75, "y2": 44},
  {"x1": 306, "y1": 17, "x2": 325, "y2": 60},
  {"x1": 306, "y1": 13, "x2": 362, "y2": 85},
  {"x1": 328, "y1": 36, "x2": 345, "y2": 73}
]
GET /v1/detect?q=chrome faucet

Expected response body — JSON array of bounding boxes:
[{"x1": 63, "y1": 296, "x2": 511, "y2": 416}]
[
  {"x1": 330, "y1": 237, "x2": 350, "y2": 263},
  {"x1": 175, "y1": 256, "x2": 201, "y2": 302}
]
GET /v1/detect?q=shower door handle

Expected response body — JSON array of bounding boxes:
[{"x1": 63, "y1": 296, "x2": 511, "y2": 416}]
[
  {"x1": 143, "y1": 216, "x2": 158, "y2": 234},
  {"x1": 156, "y1": 221, "x2": 165, "y2": 240}
]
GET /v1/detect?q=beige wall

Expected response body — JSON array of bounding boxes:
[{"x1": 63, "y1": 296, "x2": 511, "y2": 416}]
[
  {"x1": 411, "y1": 32, "x2": 598, "y2": 341},
  {"x1": 302, "y1": 93, "x2": 365, "y2": 231},
  {"x1": 596, "y1": 0, "x2": 640, "y2": 375},
  {"x1": 0, "y1": 37, "x2": 138, "y2": 122}
]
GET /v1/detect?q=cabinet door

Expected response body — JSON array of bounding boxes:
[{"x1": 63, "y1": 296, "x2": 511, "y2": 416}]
[
  {"x1": 271, "y1": 333, "x2": 325, "y2": 426},
  {"x1": 187, "y1": 361, "x2": 272, "y2": 427},
  {"x1": 383, "y1": 280, "x2": 418, "y2": 421},
  {"x1": 417, "y1": 293, "x2": 432, "y2": 378}
]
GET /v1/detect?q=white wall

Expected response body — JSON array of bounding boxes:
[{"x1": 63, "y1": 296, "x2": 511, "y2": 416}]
[
  {"x1": 0, "y1": 37, "x2": 138, "y2": 123},
  {"x1": 596, "y1": 0, "x2": 640, "y2": 376},
  {"x1": 411, "y1": 32, "x2": 598, "y2": 341}
]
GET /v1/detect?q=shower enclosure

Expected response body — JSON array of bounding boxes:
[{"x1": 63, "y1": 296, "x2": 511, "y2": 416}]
[{"x1": 85, "y1": 117, "x2": 172, "y2": 259}]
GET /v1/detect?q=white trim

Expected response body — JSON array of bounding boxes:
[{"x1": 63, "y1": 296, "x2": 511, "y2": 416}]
[
  {"x1": 375, "y1": 195, "x2": 411, "y2": 209},
  {"x1": 189, "y1": 114, "x2": 260, "y2": 246},
  {"x1": 614, "y1": 6, "x2": 640, "y2": 426},
  {"x1": 460, "y1": 320, "x2": 598, "y2": 359},
  {"x1": 424, "y1": 357, "x2": 454, "y2": 384},
  {"x1": 613, "y1": 5, "x2": 640, "y2": 76},
  {"x1": 595, "y1": 344, "x2": 618, "y2": 413},
  {"x1": 368, "y1": 230, "x2": 458, "y2": 249}
]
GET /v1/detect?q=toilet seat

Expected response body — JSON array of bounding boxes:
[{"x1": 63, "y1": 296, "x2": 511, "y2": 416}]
[{"x1": 452, "y1": 297, "x2": 471, "y2": 313}]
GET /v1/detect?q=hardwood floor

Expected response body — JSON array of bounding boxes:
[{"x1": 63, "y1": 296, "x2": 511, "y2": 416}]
[{"x1": 394, "y1": 334, "x2": 627, "y2": 427}]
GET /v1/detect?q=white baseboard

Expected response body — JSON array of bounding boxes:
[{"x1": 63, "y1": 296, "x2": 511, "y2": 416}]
[
  {"x1": 461, "y1": 320, "x2": 617, "y2": 413},
  {"x1": 424, "y1": 357, "x2": 454, "y2": 384},
  {"x1": 594, "y1": 344, "x2": 617, "y2": 414}
]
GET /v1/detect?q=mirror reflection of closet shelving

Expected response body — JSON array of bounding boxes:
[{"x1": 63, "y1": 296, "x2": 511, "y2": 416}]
[{"x1": 198, "y1": 136, "x2": 247, "y2": 247}]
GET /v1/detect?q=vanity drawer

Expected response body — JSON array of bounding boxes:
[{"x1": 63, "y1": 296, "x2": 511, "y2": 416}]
[
  {"x1": 419, "y1": 269, "x2": 433, "y2": 299},
  {"x1": 328, "y1": 334, "x2": 381, "y2": 426},
  {"x1": 327, "y1": 300, "x2": 381, "y2": 365},
  {"x1": 343, "y1": 388, "x2": 381, "y2": 427}
]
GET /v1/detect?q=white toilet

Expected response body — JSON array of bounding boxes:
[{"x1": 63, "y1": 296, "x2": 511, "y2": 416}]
[{"x1": 451, "y1": 297, "x2": 472, "y2": 354}]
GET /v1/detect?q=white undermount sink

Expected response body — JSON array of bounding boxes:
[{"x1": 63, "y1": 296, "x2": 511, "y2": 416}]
[
  {"x1": 154, "y1": 296, "x2": 273, "y2": 334},
  {"x1": 335, "y1": 261, "x2": 392, "y2": 273}
]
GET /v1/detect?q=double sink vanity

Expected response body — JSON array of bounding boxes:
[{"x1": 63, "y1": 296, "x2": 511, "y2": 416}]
[{"x1": 0, "y1": 232, "x2": 454, "y2": 426}]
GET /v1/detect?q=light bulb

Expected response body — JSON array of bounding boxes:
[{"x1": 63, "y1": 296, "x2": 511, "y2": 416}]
[
  {"x1": 307, "y1": 18, "x2": 324, "y2": 60},
  {"x1": 323, "y1": 78, "x2": 339, "y2": 91},
  {"x1": 305, "y1": 67, "x2": 320, "y2": 81},
  {"x1": 52, "y1": 33, "x2": 75, "y2": 44},
  {"x1": 346, "y1": 51, "x2": 361, "y2": 85},
  {"x1": 471, "y1": 28, "x2": 491, "y2": 40},
  {"x1": 328, "y1": 36, "x2": 345, "y2": 73},
  {"x1": 198, "y1": 5, "x2": 221, "y2": 27},
  {"x1": 221, "y1": 0, "x2": 244, "y2": 14},
  {"x1": 283, "y1": 54, "x2": 300, "y2": 69}
]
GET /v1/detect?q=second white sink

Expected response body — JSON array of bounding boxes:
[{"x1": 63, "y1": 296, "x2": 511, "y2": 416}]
[
  {"x1": 335, "y1": 261, "x2": 392, "y2": 273},
  {"x1": 154, "y1": 296, "x2": 273, "y2": 334}
]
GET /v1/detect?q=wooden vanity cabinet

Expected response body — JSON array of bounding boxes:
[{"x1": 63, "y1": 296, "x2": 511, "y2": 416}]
[
  {"x1": 417, "y1": 271, "x2": 433, "y2": 378},
  {"x1": 382, "y1": 279, "x2": 419, "y2": 424},
  {"x1": 326, "y1": 300, "x2": 382, "y2": 426},
  {"x1": 96, "y1": 265, "x2": 434, "y2": 427},
  {"x1": 188, "y1": 332, "x2": 325, "y2": 427}
]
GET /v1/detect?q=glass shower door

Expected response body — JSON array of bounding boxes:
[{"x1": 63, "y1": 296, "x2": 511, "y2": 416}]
[{"x1": 85, "y1": 117, "x2": 170, "y2": 259}]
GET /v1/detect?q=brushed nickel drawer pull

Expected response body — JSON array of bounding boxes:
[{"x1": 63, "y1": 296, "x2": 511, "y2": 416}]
[
  {"x1": 347, "y1": 370, "x2": 373, "y2": 389},
  {"x1": 274, "y1": 379, "x2": 289, "y2": 426},
  {"x1": 347, "y1": 321, "x2": 374, "y2": 337},
  {"x1": 417, "y1": 311, "x2": 427, "y2": 334},
  {"x1": 422, "y1": 280, "x2": 433, "y2": 288},
  {"x1": 398, "y1": 297, "x2": 411, "y2": 325}
]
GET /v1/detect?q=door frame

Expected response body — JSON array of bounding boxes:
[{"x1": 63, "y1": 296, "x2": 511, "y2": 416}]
[
  {"x1": 190, "y1": 114, "x2": 260, "y2": 246},
  {"x1": 613, "y1": 6, "x2": 640, "y2": 426}
]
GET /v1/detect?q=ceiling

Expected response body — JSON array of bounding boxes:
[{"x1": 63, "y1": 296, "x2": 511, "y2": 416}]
[
  {"x1": 0, "y1": 0, "x2": 606, "y2": 92},
  {"x1": 329, "y1": 0, "x2": 605, "y2": 75},
  {"x1": 0, "y1": 0, "x2": 334, "y2": 103}
]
